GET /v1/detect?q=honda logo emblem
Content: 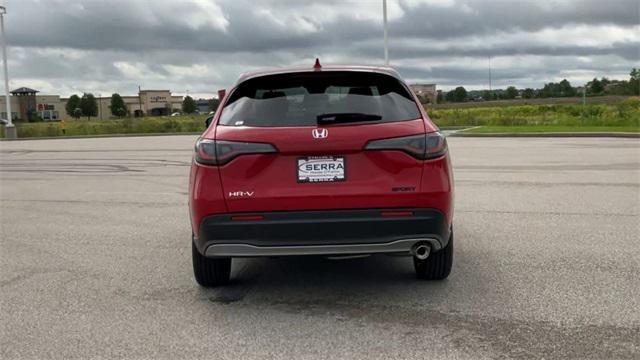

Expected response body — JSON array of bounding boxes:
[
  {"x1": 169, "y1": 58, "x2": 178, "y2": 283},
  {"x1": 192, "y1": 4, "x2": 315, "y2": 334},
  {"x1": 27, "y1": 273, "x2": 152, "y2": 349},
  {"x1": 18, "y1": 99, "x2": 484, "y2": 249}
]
[{"x1": 312, "y1": 128, "x2": 328, "y2": 139}]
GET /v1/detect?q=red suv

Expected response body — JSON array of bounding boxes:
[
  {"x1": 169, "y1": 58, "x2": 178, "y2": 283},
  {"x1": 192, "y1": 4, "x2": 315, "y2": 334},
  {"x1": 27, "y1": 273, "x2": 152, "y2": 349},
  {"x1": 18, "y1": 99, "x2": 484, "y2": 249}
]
[{"x1": 189, "y1": 62, "x2": 454, "y2": 286}]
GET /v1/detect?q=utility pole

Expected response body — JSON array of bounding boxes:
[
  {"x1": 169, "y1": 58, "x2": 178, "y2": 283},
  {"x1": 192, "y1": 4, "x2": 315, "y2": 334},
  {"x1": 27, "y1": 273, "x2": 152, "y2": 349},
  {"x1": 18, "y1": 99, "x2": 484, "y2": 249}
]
[
  {"x1": 581, "y1": 83, "x2": 587, "y2": 126},
  {"x1": 138, "y1": 85, "x2": 143, "y2": 117},
  {"x1": 0, "y1": 6, "x2": 16, "y2": 139},
  {"x1": 383, "y1": 0, "x2": 389, "y2": 66},
  {"x1": 98, "y1": 93, "x2": 102, "y2": 120},
  {"x1": 488, "y1": 55, "x2": 492, "y2": 99}
]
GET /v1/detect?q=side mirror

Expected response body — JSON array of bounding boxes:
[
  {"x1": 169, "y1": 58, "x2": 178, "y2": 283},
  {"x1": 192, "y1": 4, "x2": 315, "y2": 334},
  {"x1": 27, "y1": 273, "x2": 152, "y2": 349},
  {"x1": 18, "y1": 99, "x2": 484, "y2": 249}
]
[
  {"x1": 217, "y1": 89, "x2": 226, "y2": 100},
  {"x1": 205, "y1": 116, "x2": 213, "y2": 128}
]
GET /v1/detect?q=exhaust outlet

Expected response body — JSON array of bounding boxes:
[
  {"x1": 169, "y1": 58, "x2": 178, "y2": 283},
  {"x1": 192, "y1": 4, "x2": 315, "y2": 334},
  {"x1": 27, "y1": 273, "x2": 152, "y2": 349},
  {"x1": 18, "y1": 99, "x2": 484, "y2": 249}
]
[{"x1": 412, "y1": 243, "x2": 431, "y2": 260}]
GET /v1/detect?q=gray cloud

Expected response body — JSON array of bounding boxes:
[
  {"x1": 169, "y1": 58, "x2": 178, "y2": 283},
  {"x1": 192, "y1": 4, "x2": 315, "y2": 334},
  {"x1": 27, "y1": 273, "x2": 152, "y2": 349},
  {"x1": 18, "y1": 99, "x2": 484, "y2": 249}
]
[
  {"x1": 351, "y1": 41, "x2": 640, "y2": 62},
  {"x1": 3, "y1": 0, "x2": 638, "y2": 96},
  {"x1": 392, "y1": 0, "x2": 639, "y2": 40}
]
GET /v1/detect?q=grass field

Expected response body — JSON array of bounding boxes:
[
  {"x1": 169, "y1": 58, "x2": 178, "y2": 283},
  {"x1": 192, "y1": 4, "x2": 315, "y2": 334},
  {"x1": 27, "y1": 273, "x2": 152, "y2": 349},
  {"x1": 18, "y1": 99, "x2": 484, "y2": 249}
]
[
  {"x1": 428, "y1": 97, "x2": 639, "y2": 129},
  {"x1": 1, "y1": 96, "x2": 638, "y2": 139}
]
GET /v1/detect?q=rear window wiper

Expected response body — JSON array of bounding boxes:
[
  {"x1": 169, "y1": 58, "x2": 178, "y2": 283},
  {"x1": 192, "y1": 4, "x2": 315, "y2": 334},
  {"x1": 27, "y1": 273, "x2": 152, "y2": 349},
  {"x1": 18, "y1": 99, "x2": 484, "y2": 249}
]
[{"x1": 316, "y1": 113, "x2": 383, "y2": 124}]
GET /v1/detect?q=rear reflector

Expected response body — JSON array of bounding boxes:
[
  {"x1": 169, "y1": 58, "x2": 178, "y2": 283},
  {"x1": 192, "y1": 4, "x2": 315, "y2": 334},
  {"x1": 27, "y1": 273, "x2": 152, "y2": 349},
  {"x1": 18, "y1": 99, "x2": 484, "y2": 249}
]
[
  {"x1": 381, "y1": 211, "x2": 414, "y2": 217},
  {"x1": 231, "y1": 215, "x2": 264, "y2": 221}
]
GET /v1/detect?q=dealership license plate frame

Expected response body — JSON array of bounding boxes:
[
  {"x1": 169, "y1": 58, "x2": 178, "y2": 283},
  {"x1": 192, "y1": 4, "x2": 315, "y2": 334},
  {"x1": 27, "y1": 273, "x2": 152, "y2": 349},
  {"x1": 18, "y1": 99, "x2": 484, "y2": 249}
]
[{"x1": 297, "y1": 156, "x2": 346, "y2": 183}]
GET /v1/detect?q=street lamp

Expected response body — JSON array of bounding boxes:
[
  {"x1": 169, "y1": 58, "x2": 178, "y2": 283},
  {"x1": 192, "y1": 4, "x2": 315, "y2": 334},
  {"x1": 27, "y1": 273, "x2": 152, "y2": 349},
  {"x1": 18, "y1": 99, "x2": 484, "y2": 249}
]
[
  {"x1": 383, "y1": 0, "x2": 389, "y2": 66},
  {"x1": 0, "y1": 5, "x2": 16, "y2": 139},
  {"x1": 98, "y1": 93, "x2": 102, "y2": 120}
]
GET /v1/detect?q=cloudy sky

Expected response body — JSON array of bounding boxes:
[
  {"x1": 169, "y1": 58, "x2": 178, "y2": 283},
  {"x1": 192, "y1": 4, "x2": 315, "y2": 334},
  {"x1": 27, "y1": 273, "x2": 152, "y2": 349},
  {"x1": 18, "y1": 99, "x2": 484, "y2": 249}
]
[{"x1": 3, "y1": 0, "x2": 639, "y2": 98}]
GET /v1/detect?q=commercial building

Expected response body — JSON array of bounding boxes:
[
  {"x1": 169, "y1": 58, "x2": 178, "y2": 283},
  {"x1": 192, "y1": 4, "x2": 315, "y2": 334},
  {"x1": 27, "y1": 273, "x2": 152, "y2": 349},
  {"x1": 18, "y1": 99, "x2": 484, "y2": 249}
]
[
  {"x1": 125, "y1": 90, "x2": 184, "y2": 117},
  {"x1": 1, "y1": 88, "x2": 183, "y2": 121},
  {"x1": 0, "y1": 87, "x2": 64, "y2": 121},
  {"x1": 410, "y1": 83, "x2": 438, "y2": 104}
]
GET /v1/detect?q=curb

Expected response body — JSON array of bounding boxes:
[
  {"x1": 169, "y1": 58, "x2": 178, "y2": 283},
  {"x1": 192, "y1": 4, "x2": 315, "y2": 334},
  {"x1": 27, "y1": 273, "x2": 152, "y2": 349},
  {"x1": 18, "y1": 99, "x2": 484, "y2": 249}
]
[
  {"x1": 448, "y1": 132, "x2": 640, "y2": 138},
  {"x1": 438, "y1": 126, "x2": 471, "y2": 130}
]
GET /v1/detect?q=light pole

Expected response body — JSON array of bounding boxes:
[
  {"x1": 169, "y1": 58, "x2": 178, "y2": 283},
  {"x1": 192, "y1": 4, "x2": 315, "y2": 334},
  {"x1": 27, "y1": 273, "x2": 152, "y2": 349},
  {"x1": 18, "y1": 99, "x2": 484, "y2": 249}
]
[
  {"x1": 98, "y1": 93, "x2": 102, "y2": 120},
  {"x1": 138, "y1": 85, "x2": 143, "y2": 117},
  {"x1": 488, "y1": 55, "x2": 492, "y2": 99},
  {"x1": 383, "y1": 0, "x2": 389, "y2": 66},
  {"x1": 0, "y1": 5, "x2": 16, "y2": 139}
]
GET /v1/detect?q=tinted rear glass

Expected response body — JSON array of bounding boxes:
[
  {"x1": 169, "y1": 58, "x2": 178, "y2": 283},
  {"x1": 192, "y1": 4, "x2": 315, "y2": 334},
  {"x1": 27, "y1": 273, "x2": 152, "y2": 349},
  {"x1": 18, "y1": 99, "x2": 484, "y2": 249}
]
[{"x1": 219, "y1": 71, "x2": 420, "y2": 127}]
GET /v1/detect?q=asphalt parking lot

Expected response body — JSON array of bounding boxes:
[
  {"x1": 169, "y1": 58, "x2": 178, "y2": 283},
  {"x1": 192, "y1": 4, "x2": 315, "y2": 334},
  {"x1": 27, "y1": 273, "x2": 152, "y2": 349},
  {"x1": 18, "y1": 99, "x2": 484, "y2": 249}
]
[{"x1": 1, "y1": 135, "x2": 639, "y2": 359}]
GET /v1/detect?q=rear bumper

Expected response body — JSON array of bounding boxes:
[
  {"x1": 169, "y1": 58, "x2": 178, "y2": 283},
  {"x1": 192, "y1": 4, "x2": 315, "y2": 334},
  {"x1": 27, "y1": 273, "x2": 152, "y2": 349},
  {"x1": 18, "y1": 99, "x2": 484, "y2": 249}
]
[{"x1": 194, "y1": 208, "x2": 450, "y2": 257}]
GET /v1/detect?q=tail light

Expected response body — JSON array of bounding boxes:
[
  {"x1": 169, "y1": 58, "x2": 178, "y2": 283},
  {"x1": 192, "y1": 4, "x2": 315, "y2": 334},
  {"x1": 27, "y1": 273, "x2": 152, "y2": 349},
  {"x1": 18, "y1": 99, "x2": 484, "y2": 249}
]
[
  {"x1": 194, "y1": 138, "x2": 277, "y2": 165},
  {"x1": 364, "y1": 132, "x2": 447, "y2": 160}
]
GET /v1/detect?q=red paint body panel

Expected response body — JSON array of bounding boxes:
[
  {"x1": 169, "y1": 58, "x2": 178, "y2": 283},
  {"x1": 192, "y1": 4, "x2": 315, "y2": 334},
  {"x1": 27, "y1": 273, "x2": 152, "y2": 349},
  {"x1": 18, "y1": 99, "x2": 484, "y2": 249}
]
[
  {"x1": 189, "y1": 153, "x2": 453, "y2": 230},
  {"x1": 188, "y1": 164, "x2": 227, "y2": 233},
  {"x1": 189, "y1": 66, "x2": 453, "y2": 235}
]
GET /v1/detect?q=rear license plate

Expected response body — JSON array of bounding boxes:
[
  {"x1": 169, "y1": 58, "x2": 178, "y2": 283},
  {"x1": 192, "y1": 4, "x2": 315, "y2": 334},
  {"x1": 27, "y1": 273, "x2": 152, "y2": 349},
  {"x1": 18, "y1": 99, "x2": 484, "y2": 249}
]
[{"x1": 297, "y1": 156, "x2": 346, "y2": 183}]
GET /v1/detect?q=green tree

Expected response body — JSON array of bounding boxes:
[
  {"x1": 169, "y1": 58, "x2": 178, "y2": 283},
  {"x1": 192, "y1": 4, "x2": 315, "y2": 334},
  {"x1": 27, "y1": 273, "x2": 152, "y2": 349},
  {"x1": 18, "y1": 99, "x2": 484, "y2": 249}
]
[
  {"x1": 590, "y1": 78, "x2": 604, "y2": 94},
  {"x1": 110, "y1": 93, "x2": 127, "y2": 117},
  {"x1": 540, "y1": 84, "x2": 551, "y2": 98},
  {"x1": 65, "y1": 94, "x2": 81, "y2": 119},
  {"x1": 419, "y1": 95, "x2": 431, "y2": 104},
  {"x1": 504, "y1": 86, "x2": 518, "y2": 99},
  {"x1": 630, "y1": 68, "x2": 640, "y2": 95},
  {"x1": 446, "y1": 86, "x2": 467, "y2": 102},
  {"x1": 207, "y1": 98, "x2": 220, "y2": 112},
  {"x1": 182, "y1": 95, "x2": 197, "y2": 114},
  {"x1": 444, "y1": 91, "x2": 455, "y2": 102},
  {"x1": 522, "y1": 88, "x2": 535, "y2": 99},
  {"x1": 540, "y1": 81, "x2": 575, "y2": 98},
  {"x1": 79, "y1": 93, "x2": 98, "y2": 120},
  {"x1": 558, "y1": 79, "x2": 576, "y2": 97}
]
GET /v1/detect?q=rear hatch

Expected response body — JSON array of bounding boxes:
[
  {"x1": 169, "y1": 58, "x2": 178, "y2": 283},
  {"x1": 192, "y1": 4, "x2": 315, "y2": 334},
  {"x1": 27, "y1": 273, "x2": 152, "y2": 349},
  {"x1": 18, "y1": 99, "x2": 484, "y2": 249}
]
[{"x1": 214, "y1": 71, "x2": 426, "y2": 213}]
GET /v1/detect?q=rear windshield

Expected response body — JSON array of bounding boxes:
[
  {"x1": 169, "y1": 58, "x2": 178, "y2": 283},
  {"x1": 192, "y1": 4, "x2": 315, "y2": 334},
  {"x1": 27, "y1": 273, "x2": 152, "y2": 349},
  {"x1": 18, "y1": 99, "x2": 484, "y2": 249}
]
[{"x1": 218, "y1": 71, "x2": 420, "y2": 127}]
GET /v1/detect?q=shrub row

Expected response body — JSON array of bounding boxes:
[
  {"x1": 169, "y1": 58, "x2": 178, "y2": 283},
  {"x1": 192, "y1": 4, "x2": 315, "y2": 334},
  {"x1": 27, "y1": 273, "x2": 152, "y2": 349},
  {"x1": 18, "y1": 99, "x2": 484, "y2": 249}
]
[{"x1": 2, "y1": 115, "x2": 206, "y2": 138}]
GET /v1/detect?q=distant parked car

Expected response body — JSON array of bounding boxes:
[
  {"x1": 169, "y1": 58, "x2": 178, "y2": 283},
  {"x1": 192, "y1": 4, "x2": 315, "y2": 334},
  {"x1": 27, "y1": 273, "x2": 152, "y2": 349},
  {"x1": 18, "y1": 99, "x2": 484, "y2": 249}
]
[
  {"x1": 0, "y1": 118, "x2": 8, "y2": 125},
  {"x1": 189, "y1": 61, "x2": 454, "y2": 287},
  {"x1": 171, "y1": 112, "x2": 181, "y2": 116}
]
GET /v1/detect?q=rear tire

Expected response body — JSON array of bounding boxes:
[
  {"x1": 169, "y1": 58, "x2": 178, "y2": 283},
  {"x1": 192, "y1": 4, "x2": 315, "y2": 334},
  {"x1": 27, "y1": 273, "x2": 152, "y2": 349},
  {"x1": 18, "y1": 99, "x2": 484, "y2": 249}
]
[
  {"x1": 414, "y1": 229, "x2": 453, "y2": 280},
  {"x1": 192, "y1": 240, "x2": 231, "y2": 287}
]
